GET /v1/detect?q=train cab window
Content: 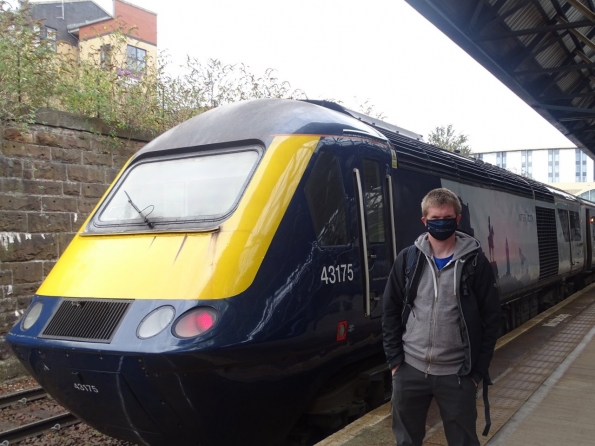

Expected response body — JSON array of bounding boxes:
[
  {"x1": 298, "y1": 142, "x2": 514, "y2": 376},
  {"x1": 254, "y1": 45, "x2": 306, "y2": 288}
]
[
  {"x1": 305, "y1": 151, "x2": 349, "y2": 246},
  {"x1": 569, "y1": 211, "x2": 582, "y2": 241},
  {"x1": 558, "y1": 209, "x2": 570, "y2": 242},
  {"x1": 95, "y1": 149, "x2": 259, "y2": 229},
  {"x1": 362, "y1": 159, "x2": 386, "y2": 244}
]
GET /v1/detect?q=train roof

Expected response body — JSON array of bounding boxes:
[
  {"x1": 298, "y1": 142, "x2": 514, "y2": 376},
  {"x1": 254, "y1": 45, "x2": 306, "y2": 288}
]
[
  {"x1": 297, "y1": 101, "x2": 557, "y2": 204},
  {"x1": 303, "y1": 100, "x2": 425, "y2": 141},
  {"x1": 133, "y1": 98, "x2": 579, "y2": 205},
  {"x1": 134, "y1": 99, "x2": 389, "y2": 160}
]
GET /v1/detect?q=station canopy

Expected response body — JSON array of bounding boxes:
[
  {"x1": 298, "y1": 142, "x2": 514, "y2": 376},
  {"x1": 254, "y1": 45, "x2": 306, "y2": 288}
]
[{"x1": 407, "y1": 0, "x2": 595, "y2": 158}]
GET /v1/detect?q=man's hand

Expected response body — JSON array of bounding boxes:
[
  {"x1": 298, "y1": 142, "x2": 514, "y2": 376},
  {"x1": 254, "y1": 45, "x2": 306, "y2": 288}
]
[{"x1": 391, "y1": 365, "x2": 400, "y2": 376}]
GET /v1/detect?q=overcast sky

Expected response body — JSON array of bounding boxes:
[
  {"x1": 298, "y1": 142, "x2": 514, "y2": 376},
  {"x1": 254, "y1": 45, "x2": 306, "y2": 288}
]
[{"x1": 28, "y1": 0, "x2": 577, "y2": 153}]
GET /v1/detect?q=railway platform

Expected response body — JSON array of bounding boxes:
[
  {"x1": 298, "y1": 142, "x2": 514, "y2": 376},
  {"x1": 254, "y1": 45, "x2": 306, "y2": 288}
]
[{"x1": 316, "y1": 283, "x2": 595, "y2": 446}]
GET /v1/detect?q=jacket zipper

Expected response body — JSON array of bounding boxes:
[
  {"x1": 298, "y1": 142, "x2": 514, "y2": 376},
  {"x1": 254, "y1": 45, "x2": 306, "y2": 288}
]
[{"x1": 425, "y1": 255, "x2": 439, "y2": 378}]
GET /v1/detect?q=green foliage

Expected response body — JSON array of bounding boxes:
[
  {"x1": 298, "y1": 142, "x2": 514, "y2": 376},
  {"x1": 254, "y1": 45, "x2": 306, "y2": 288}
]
[
  {"x1": 0, "y1": 2, "x2": 384, "y2": 137},
  {"x1": 0, "y1": 0, "x2": 58, "y2": 125},
  {"x1": 0, "y1": 1, "x2": 307, "y2": 136},
  {"x1": 427, "y1": 124, "x2": 472, "y2": 156}
]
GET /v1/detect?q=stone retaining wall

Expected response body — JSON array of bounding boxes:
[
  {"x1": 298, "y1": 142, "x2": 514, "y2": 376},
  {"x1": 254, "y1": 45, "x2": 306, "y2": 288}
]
[{"x1": 0, "y1": 109, "x2": 151, "y2": 379}]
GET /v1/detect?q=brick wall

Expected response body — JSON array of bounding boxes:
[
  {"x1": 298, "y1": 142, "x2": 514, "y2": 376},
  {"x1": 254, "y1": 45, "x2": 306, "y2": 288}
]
[{"x1": 0, "y1": 109, "x2": 151, "y2": 379}]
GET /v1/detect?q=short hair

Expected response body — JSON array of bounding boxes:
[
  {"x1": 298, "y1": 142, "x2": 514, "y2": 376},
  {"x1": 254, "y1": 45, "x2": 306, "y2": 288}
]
[{"x1": 421, "y1": 188, "x2": 462, "y2": 217}]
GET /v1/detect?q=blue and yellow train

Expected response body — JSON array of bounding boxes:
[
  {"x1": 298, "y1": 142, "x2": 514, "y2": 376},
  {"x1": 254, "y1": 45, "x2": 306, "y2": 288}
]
[{"x1": 7, "y1": 99, "x2": 595, "y2": 445}]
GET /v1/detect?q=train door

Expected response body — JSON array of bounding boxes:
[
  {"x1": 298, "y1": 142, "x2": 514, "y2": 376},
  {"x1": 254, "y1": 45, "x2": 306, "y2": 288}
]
[
  {"x1": 557, "y1": 205, "x2": 584, "y2": 273},
  {"x1": 586, "y1": 209, "x2": 592, "y2": 270},
  {"x1": 353, "y1": 146, "x2": 395, "y2": 319},
  {"x1": 568, "y1": 208, "x2": 584, "y2": 271},
  {"x1": 557, "y1": 208, "x2": 572, "y2": 274}
]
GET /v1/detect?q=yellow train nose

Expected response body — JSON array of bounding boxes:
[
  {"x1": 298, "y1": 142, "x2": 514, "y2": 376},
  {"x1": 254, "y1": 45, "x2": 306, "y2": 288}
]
[{"x1": 40, "y1": 135, "x2": 321, "y2": 301}]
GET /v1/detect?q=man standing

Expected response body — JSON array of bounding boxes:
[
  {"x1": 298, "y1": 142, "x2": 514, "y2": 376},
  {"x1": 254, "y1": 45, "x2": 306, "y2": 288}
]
[{"x1": 382, "y1": 188, "x2": 501, "y2": 446}]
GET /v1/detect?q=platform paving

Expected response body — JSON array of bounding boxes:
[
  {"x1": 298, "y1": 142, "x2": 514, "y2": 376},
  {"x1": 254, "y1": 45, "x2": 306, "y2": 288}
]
[
  {"x1": 316, "y1": 284, "x2": 595, "y2": 446},
  {"x1": 487, "y1": 322, "x2": 595, "y2": 445}
]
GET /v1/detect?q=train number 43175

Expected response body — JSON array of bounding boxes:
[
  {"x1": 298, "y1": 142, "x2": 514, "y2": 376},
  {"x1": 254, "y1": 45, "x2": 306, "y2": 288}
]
[{"x1": 321, "y1": 264, "x2": 354, "y2": 284}]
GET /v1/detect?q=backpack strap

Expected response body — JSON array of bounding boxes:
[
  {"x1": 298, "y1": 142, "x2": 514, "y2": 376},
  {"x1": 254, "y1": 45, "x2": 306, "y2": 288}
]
[
  {"x1": 402, "y1": 245, "x2": 420, "y2": 324},
  {"x1": 460, "y1": 252, "x2": 478, "y2": 297},
  {"x1": 482, "y1": 372, "x2": 492, "y2": 436},
  {"x1": 404, "y1": 245, "x2": 418, "y2": 303},
  {"x1": 461, "y1": 252, "x2": 493, "y2": 436}
]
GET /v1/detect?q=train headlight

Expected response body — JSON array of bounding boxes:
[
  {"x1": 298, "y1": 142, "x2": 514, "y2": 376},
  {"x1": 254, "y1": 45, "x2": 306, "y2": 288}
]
[
  {"x1": 173, "y1": 307, "x2": 219, "y2": 339},
  {"x1": 22, "y1": 302, "x2": 43, "y2": 331},
  {"x1": 137, "y1": 306, "x2": 175, "y2": 339}
]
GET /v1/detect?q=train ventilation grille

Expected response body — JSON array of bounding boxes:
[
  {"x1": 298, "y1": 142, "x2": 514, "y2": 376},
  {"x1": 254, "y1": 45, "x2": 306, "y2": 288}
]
[
  {"x1": 40, "y1": 299, "x2": 133, "y2": 343},
  {"x1": 536, "y1": 206, "x2": 559, "y2": 280}
]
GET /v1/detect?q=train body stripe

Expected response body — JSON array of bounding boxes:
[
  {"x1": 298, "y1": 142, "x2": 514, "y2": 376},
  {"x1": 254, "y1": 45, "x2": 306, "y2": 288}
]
[{"x1": 38, "y1": 135, "x2": 320, "y2": 300}]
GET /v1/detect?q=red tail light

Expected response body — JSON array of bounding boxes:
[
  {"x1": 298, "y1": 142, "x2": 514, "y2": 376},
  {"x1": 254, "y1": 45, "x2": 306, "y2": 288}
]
[{"x1": 173, "y1": 307, "x2": 219, "y2": 339}]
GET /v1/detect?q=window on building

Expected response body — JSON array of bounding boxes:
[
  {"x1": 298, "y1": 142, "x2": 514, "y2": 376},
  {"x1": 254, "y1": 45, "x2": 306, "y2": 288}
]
[
  {"x1": 476, "y1": 153, "x2": 483, "y2": 161},
  {"x1": 549, "y1": 149, "x2": 560, "y2": 182},
  {"x1": 100, "y1": 44, "x2": 112, "y2": 69},
  {"x1": 576, "y1": 149, "x2": 589, "y2": 182},
  {"x1": 35, "y1": 25, "x2": 57, "y2": 51},
  {"x1": 496, "y1": 151, "x2": 506, "y2": 169},
  {"x1": 521, "y1": 150, "x2": 533, "y2": 178},
  {"x1": 576, "y1": 149, "x2": 582, "y2": 182},
  {"x1": 126, "y1": 45, "x2": 146, "y2": 73},
  {"x1": 521, "y1": 151, "x2": 526, "y2": 168}
]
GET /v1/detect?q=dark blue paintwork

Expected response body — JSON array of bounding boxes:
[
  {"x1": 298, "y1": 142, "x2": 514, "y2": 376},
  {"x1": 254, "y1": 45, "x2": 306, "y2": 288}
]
[
  {"x1": 10, "y1": 98, "x2": 595, "y2": 446},
  {"x1": 8, "y1": 124, "x2": 395, "y2": 445}
]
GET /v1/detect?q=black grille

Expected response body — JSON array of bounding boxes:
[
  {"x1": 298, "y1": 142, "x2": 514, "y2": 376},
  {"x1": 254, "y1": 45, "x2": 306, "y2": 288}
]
[
  {"x1": 41, "y1": 299, "x2": 132, "y2": 343},
  {"x1": 535, "y1": 207, "x2": 559, "y2": 280}
]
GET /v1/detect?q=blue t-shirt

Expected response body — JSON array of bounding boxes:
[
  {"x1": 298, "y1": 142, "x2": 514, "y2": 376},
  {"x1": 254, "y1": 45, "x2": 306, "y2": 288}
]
[{"x1": 434, "y1": 254, "x2": 454, "y2": 271}]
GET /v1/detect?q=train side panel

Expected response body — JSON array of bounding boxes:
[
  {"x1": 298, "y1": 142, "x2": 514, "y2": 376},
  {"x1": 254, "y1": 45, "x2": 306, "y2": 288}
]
[{"x1": 442, "y1": 180, "x2": 540, "y2": 296}]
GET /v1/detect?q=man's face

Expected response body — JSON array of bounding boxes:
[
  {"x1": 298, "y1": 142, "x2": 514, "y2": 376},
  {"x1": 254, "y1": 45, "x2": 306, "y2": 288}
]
[{"x1": 421, "y1": 204, "x2": 461, "y2": 226}]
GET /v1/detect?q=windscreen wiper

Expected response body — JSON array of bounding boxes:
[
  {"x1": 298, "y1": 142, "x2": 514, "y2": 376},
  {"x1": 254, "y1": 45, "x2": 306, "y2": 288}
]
[{"x1": 124, "y1": 190, "x2": 154, "y2": 229}]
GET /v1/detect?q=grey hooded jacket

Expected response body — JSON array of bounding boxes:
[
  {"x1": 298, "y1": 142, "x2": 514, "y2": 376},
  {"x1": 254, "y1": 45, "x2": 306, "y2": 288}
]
[{"x1": 402, "y1": 231, "x2": 481, "y2": 376}]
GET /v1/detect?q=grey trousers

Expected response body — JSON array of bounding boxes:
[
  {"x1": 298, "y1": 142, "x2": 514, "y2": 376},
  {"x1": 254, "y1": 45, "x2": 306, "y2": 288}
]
[{"x1": 391, "y1": 362, "x2": 479, "y2": 446}]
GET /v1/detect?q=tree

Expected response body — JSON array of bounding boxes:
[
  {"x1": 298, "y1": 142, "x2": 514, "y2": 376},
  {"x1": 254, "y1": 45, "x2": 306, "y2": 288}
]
[
  {"x1": 0, "y1": 2, "x2": 385, "y2": 137},
  {"x1": 427, "y1": 124, "x2": 472, "y2": 156},
  {"x1": 0, "y1": 0, "x2": 58, "y2": 125}
]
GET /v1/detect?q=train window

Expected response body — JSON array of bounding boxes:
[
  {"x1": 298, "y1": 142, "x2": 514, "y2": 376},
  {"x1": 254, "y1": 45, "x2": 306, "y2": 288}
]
[
  {"x1": 97, "y1": 149, "x2": 259, "y2": 226},
  {"x1": 305, "y1": 150, "x2": 349, "y2": 246},
  {"x1": 569, "y1": 211, "x2": 582, "y2": 241},
  {"x1": 557, "y1": 209, "x2": 570, "y2": 242},
  {"x1": 362, "y1": 159, "x2": 386, "y2": 244}
]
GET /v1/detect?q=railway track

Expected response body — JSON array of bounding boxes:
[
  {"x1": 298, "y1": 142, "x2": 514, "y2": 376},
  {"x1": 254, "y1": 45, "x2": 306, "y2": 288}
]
[
  {"x1": 0, "y1": 387, "x2": 47, "y2": 410},
  {"x1": 0, "y1": 387, "x2": 80, "y2": 445}
]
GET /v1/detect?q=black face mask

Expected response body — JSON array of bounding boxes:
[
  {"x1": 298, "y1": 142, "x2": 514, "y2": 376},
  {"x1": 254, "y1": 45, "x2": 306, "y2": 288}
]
[{"x1": 426, "y1": 218, "x2": 457, "y2": 241}]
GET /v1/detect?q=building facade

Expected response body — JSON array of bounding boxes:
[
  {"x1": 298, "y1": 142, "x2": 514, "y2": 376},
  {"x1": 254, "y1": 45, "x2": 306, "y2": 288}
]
[
  {"x1": 29, "y1": 0, "x2": 157, "y2": 73},
  {"x1": 474, "y1": 148, "x2": 594, "y2": 184}
]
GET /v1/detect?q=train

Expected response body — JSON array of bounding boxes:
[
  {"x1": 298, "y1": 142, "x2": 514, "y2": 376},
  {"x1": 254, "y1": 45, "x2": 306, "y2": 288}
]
[{"x1": 7, "y1": 98, "x2": 595, "y2": 446}]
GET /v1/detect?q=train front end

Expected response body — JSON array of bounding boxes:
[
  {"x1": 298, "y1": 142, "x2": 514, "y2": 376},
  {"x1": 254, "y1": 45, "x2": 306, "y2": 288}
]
[{"x1": 6, "y1": 99, "x2": 388, "y2": 445}]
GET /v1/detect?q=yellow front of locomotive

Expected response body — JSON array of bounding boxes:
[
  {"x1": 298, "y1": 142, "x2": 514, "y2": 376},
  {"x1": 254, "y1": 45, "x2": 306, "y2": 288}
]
[
  {"x1": 37, "y1": 134, "x2": 318, "y2": 304},
  {"x1": 7, "y1": 99, "x2": 388, "y2": 445}
]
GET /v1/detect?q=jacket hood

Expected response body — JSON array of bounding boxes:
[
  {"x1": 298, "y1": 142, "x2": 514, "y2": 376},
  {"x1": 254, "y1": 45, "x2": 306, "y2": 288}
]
[{"x1": 414, "y1": 231, "x2": 480, "y2": 261}]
